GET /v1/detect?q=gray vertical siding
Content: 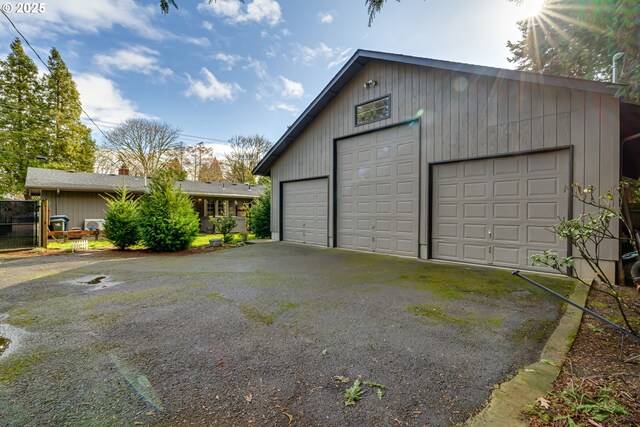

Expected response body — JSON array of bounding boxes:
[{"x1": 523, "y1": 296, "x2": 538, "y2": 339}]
[
  {"x1": 270, "y1": 59, "x2": 621, "y2": 260},
  {"x1": 42, "y1": 190, "x2": 109, "y2": 229}
]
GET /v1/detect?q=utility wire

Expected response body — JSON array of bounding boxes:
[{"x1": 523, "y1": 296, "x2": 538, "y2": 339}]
[
  {"x1": 2, "y1": 10, "x2": 232, "y2": 147},
  {"x1": 88, "y1": 118, "x2": 232, "y2": 144},
  {"x1": 1, "y1": 9, "x2": 110, "y2": 140}
]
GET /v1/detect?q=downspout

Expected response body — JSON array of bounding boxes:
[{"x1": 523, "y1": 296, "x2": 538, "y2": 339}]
[{"x1": 612, "y1": 52, "x2": 624, "y2": 84}]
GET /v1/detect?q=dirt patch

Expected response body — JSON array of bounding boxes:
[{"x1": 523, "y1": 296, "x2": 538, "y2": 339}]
[{"x1": 528, "y1": 283, "x2": 640, "y2": 426}]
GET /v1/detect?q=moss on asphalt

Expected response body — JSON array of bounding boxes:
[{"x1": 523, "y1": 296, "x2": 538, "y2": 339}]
[
  {"x1": 0, "y1": 351, "x2": 47, "y2": 383},
  {"x1": 239, "y1": 300, "x2": 299, "y2": 325}
]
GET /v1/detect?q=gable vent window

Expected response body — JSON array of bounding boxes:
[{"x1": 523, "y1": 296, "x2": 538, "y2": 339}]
[{"x1": 355, "y1": 95, "x2": 391, "y2": 126}]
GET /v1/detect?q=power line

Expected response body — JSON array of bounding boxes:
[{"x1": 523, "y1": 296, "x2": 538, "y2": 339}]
[
  {"x1": 0, "y1": 9, "x2": 110, "y2": 141},
  {"x1": 86, "y1": 118, "x2": 232, "y2": 144}
]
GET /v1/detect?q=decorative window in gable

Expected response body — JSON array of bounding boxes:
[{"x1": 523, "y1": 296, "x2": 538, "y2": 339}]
[{"x1": 355, "y1": 95, "x2": 391, "y2": 126}]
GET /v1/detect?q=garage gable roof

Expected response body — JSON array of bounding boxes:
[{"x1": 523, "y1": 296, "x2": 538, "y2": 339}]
[{"x1": 253, "y1": 49, "x2": 620, "y2": 176}]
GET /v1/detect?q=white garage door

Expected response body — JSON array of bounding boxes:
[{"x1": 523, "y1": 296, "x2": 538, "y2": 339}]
[
  {"x1": 431, "y1": 150, "x2": 570, "y2": 270},
  {"x1": 336, "y1": 124, "x2": 419, "y2": 256},
  {"x1": 282, "y1": 178, "x2": 328, "y2": 246}
]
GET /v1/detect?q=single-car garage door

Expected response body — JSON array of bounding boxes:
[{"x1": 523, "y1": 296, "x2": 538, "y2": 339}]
[
  {"x1": 431, "y1": 150, "x2": 570, "y2": 270},
  {"x1": 336, "y1": 124, "x2": 419, "y2": 256},
  {"x1": 282, "y1": 178, "x2": 328, "y2": 246}
]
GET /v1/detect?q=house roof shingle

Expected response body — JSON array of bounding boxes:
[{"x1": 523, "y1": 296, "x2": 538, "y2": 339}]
[{"x1": 25, "y1": 167, "x2": 263, "y2": 198}]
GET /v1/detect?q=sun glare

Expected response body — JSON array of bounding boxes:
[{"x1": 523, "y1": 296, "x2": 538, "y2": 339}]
[{"x1": 515, "y1": 0, "x2": 546, "y2": 20}]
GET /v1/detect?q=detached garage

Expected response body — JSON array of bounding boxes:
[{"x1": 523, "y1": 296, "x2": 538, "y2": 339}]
[{"x1": 254, "y1": 49, "x2": 640, "y2": 276}]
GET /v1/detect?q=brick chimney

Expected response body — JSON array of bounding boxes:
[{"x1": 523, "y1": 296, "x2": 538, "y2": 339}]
[{"x1": 118, "y1": 165, "x2": 129, "y2": 176}]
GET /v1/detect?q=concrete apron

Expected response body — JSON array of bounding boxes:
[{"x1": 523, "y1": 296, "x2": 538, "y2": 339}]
[{"x1": 465, "y1": 281, "x2": 590, "y2": 426}]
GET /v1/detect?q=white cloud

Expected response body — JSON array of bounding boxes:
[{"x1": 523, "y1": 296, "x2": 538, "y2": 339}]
[
  {"x1": 197, "y1": 0, "x2": 282, "y2": 26},
  {"x1": 327, "y1": 48, "x2": 353, "y2": 68},
  {"x1": 185, "y1": 68, "x2": 243, "y2": 102},
  {"x1": 0, "y1": 0, "x2": 206, "y2": 46},
  {"x1": 281, "y1": 28, "x2": 291, "y2": 36},
  {"x1": 75, "y1": 73, "x2": 150, "y2": 124},
  {"x1": 202, "y1": 20, "x2": 214, "y2": 30},
  {"x1": 318, "y1": 12, "x2": 334, "y2": 24},
  {"x1": 293, "y1": 42, "x2": 352, "y2": 68},
  {"x1": 245, "y1": 58, "x2": 269, "y2": 80},
  {"x1": 267, "y1": 103, "x2": 298, "y2": 113},
  {"x1": 279, "y1": 76, "x2": 304, "y2": 98},
  {"x1": 215, "y1": 52, "x2": 242, "y2": 70},
  {"x1": 94, "y1": 45, "x2": 173, "y2": 78}
]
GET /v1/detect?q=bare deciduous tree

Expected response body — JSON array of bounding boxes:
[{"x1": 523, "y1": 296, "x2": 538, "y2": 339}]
[
  {"x1": 223, "y1": 134, "x2": 272, "y2": 184},
  {"x1": 103, "y1": 118, "x2": 181, "y2": 177}
]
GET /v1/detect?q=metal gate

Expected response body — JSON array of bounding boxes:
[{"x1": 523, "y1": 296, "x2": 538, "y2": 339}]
[{"x1": 0, "y1": 200, "x2": 40, "y2": 250}]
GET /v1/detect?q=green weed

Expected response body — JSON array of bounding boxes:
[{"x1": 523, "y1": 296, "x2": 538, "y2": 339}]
[{"x1": 344, "y1": 379, "x2": 363, "y2": 406}]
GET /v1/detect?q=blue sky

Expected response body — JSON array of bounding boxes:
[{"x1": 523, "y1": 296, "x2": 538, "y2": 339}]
[{"x1": 0, "y1": 0, "x2": 543, "y2": 156}]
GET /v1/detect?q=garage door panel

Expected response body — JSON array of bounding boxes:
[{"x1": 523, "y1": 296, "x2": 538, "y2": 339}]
[
  {"x1": 464, "y1": 182, "x2": 487, "y2": 198},
  {"x1": 494, "y1": 157, "x2": 520, "y2": 175},
  {"x1": 464, "y1": 224, "x2": 487, "y2": 239},
  {"x1": 493, "y1": 246, "x2": 520, "y2": 266},
  {"x1": 494, "y1": 180, "x2": 520, "y2": 197},
  {"x1": 437, "y1": 183, "x2": 458, "y2": 198},
  {"x1": 528, "y1": 177, "x2": 558, "y2": 196},
  {"x1": 493, "y1": 225, "x2": 520, "y2": 243},
  {"x1": 527, "y1": 225, "x2": 557, "y2": 244},
  {"x1": 463, "y1": 244, "x2": 489, "y2": 262},
  {"x1": 432, "y1": 150, "x2": 569, "y2": 271},
  {"x1": 494, "y1": 203, "x2": 520, "y2": 220},
  {"x1": 282, "y1": 178, "x2": 328, "y2": 246},
  {"x1": 528, "y1": 152, "x2": 559, "y2": 173},
  {"x1": 434, "y1": 241, "x2": 459, "y2": 258},
  {"x1": 337, "y1": 125, "x2": 419, "y2": 256}
]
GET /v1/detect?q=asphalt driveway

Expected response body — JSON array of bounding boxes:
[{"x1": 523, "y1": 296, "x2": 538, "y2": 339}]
[{"x1": 0, "y1": 242, "x2": 573, "y2": 426}]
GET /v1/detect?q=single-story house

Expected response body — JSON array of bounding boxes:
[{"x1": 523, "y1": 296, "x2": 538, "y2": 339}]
[
  {"x1": 253, "y1": 49, "x2": 640, "y2": 278},
  {"x1": 25, "y1": 167, "x2": 263, "y2": 233}
]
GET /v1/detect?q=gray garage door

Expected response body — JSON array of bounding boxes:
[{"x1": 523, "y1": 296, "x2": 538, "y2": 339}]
[
  {"x1": 282, "y1": 178, "x2": 328, "y2": 246},
  {"x1": 431, "y1": 150, "x2": 570, "y2": 270},
  {"x1": 336, "y1": 124, "x2": 419, "y2": 256}
]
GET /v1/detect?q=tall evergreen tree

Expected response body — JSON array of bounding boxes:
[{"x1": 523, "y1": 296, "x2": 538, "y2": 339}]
[
  {"x1": 42, "y1": 48, "x2": 95, "y2": 172},
  {"x1": 507, "y1": 0, "x2": 639, "y2": 101},
  {"x1": 0, "y1": 38, "x2": 48, "y2": 196}
]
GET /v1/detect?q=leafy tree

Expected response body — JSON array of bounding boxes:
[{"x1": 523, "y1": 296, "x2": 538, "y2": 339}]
[
  {"x1": 247, "y1": 180, "x2": 270, "y2": 239},
  {"x1": 507, "y1": 0, "x2": 639, "y2": 101},
  {"x1": 103, "y1": 118, "x2": 181, "y2": 177},
  {"x1": 102, "y1": 186, "x2": 140, "y2": 249},
  {"x1": 0, "y1": 38, "x2": 48, "y2": 196},
  {"x1": 531, "y1": 183, "x2": 640, "y2": 335},
  {"x1": 223, "y1": 134, "x2": 272, "y2": 184},
  {"x1": 211, "y1": 215, "x2": 237, "y2": 243},
  {"x1": 42, "y1": 48, "x2": 95, "y2": 172},
  {"x1": 160, "y1": 158, "x2": 188, "y2": 181},
  {"x1": 137, "y1": 173, "x2": 199, "y2": 251},
  {"x1": 199, "y1": 157, "x2": 224, "y2": 182}
]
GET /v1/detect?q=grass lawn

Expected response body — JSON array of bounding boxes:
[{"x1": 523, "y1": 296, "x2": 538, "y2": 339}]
[{"x1": 46, "y1": 233, "x2": 256, "y2": 251}]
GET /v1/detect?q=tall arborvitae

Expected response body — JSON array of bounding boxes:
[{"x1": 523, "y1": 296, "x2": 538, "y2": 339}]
[
  {"x1": 42, "y1": 47, "x2": 95, "y2": 172},
  {"x1": 0, "y1": 38, "x2": 48, "y2": 196}
]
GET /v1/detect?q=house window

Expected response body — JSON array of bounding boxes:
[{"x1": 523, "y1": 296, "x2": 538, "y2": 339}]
[
  {"x1": 217, "y1": 200, "x2": 228, "y2": 216},
  {"x1": 207, "y1": 199, "x2": 229, "y2": 217},
  {"x1": 355, "y1": 95, "x2": 390, "y2": 126}
]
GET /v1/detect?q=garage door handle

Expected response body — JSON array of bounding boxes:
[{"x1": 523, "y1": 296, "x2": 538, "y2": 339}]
[{"x1": 488, "y1": 230, "x2": 492, "y2": 236}]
